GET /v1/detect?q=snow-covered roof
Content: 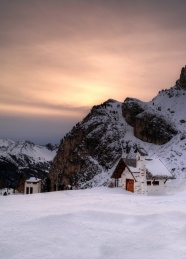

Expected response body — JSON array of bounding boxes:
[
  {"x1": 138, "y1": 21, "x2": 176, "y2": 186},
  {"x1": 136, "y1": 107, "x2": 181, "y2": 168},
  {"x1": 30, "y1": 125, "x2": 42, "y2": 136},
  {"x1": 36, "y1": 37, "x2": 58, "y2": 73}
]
[
  {"x1": 26, "y1": 177, "x2": 41, "y2": 183},
  {"x1": 124, "y1": 159, "x2": 139, "y2": 174},
  {"x1": 112, "y1": 155, "x2": 174, "y2": 180},
  {"x1": 128, "y1": 158, "x2": 173, "y2": 178},
  {"x1": 127, "y1": 165, "x2": 139, "y2": 173},
  {"x1": 145, "y1": 159, "x2": 173, "y2": 178}
]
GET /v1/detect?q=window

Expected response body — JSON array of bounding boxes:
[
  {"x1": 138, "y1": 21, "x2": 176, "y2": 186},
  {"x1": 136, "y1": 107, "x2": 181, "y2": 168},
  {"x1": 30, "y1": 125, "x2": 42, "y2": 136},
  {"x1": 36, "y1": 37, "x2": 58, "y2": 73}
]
[
  {"x1": 26, "y1": 187, "x2": 29, "y2": 194},
  {"x1": 153, "y1": 181, "x2": 159, "y2": 186},
  {"x1": 147, "y1": 181, "x2": 151, "y2": 185},
  {"x1": 30, "y1": 187, "x2": 33, "y2": 194}
]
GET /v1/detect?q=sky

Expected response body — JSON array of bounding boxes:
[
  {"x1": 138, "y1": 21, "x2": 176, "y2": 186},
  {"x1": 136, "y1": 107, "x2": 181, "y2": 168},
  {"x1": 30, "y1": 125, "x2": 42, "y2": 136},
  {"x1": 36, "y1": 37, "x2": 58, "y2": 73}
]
[{"x1": 0, "y1": 0, "x2": 186, "y2": 144}]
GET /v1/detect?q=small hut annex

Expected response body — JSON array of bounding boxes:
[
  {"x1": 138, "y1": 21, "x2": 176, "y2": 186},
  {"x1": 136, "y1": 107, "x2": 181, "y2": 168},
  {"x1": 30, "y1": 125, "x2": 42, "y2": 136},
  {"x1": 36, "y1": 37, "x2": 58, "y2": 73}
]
[
  {"x1": 24, "y1": 177, "x2": 41, "y2": 194},
  {"x1": 111, "y1": 148, "x2": 174, "y2": 195}
]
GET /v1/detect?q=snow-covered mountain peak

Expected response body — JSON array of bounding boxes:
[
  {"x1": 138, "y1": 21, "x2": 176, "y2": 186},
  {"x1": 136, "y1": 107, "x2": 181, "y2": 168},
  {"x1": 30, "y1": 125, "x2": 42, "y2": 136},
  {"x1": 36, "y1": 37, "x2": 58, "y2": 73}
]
[
  {"x1": 0, "y1": 139, "x2": 15, "y2": 148},
  {"x1": 49, "y1": 66, "x2": 186, "y2": 189},
  {"x1": 0, "y1": 140, "x2": 57, "y2": 163}
]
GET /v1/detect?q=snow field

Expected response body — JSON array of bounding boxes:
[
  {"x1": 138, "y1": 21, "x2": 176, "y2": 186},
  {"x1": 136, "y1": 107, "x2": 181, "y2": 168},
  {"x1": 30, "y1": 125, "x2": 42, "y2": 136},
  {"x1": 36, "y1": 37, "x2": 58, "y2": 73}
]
[{"x1": 1, "y1": 186, "x2": 186, "y2": 259}]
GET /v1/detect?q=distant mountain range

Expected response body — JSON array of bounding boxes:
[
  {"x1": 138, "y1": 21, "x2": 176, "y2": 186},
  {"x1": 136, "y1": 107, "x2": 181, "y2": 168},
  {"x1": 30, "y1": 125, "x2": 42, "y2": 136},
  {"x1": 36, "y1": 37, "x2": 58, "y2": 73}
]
[
  {"x1": 49, "y1": 65, "x2": 186, "y2": 190},
  {"x1": 0, "y1": 140, "x2": 57, "y2": 189}
]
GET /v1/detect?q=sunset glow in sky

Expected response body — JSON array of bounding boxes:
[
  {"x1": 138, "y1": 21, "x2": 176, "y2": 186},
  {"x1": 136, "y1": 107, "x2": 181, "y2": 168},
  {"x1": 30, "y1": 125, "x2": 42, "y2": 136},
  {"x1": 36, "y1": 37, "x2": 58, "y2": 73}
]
[{"x1": 1, "y1": 0, "x2": 186, "y2": 144}]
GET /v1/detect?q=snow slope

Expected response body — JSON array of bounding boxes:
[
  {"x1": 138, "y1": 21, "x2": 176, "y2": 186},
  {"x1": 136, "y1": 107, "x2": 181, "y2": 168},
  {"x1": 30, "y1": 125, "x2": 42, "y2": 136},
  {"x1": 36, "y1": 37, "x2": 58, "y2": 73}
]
[
  {"x1": 138, "y1": 87, "x2": 186, "y2": 178},
  {"x1": 0, "y1": 185, "x2": 186, "y2": 259}
]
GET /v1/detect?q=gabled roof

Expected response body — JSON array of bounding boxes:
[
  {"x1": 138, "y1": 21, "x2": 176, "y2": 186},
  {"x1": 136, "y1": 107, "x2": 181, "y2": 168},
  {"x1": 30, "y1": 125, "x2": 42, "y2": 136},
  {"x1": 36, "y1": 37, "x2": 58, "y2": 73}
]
[
  {"x1": 26, "y1": 177, "x2": 41, "y2": 183},
  {"x1": 111, "y1": 158, "x2": 137, "y2": 179},
  {"x1": 124, "y1": 158, "x2": 137, "y2": 168},
  {"x1": 111, "y1": 157, "x2": 174, "y2": 180}
]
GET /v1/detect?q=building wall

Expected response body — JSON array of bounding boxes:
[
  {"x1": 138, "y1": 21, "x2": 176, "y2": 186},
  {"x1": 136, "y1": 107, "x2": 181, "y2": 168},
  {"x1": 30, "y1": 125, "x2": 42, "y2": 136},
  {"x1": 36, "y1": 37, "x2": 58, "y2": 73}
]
[
  {"x1": 118, "y1": 178, "x2": 122, "y2": 187},
  {"x1": 146, "y1": 180, "x2": 166, "y2": 195},
  {"x1": 137, "y1": 153, "x2": 147, "y2": 194},
  {"x1": 121, "y1": 169, "x2": 166, "y2": 195},
  {"x1": 121, "y1": 168, "x2": 132, "y2": 189},
  {"x1": 121, "y1": 168, "x2": 141, "y2": 194},
  {"x1": 24, "y1": 181, "x2": 41, "y2": 194}
]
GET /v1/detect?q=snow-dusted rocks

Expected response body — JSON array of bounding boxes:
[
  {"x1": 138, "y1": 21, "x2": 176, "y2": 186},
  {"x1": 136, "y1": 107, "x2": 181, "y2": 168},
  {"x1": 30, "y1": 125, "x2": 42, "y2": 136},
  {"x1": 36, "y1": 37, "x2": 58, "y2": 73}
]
[{"x1": 122, "y1": 97, "x2": 177, "y2": 145}]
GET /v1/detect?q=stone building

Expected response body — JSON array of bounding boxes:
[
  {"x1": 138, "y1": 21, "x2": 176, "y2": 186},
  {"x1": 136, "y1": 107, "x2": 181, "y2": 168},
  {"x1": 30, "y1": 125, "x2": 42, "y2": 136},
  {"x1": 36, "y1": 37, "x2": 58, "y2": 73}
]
[{"x1": 111, "y1": 148, "x2": 174, "y2": 195}]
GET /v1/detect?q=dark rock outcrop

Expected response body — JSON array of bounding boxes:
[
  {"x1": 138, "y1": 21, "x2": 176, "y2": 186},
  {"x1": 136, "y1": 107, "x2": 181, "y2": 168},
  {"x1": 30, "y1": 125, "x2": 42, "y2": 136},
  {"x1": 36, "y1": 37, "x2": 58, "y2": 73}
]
[
  {"x1": 176, "y1": 65, "x2": 186, "y2": 90},
  {"x1": 122, "y1": 98, "x2": 177, "y2": 145},
  {"x1": 134, "y1": 112, "x2": 177, "y2": 144},
  {"x1": 122, "y1": 98, "x2": 146, "y2": 126}
]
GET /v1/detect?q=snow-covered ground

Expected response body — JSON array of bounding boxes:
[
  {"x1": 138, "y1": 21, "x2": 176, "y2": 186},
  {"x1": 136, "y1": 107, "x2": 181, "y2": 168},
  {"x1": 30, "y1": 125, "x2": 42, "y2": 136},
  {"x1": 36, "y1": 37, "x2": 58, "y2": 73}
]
[{"x1": 1, "y1": 183, "x2": 186, "y2": 259}]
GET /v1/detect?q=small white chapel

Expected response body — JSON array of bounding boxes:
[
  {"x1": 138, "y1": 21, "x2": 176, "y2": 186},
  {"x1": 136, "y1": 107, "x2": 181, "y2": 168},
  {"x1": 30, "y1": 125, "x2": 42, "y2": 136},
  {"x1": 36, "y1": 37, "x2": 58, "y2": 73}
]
[{"x1": 111, "y1": 147, "x2": 174, "y2": 195}]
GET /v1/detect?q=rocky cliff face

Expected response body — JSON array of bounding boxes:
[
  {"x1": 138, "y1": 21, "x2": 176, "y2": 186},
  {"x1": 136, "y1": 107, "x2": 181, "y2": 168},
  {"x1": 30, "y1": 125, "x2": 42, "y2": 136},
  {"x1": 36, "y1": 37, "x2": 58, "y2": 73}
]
[
  {"x1": 134, "y1": 112, "x2": 177, "y2": 144},
  {"x1": 122, "y1": 98, "x2": 145, "y2": 126},
  {"x1": 122, "y1": 98, "x2": 177, "y2": 144},
  {"x1": 49, "y1": 99, "x2": 126, "y2": 190}
]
